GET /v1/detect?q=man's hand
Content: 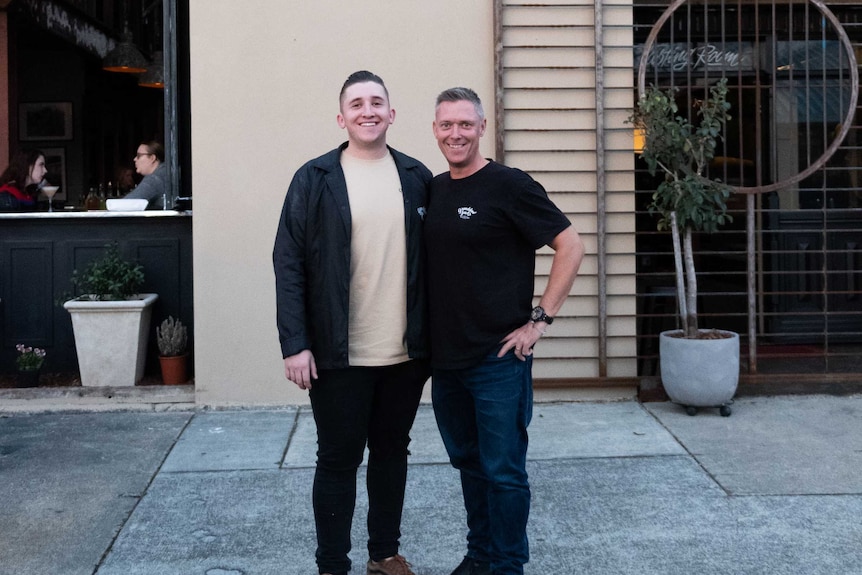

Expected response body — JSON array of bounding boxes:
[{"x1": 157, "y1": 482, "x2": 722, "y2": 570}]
[
  {"x1": 283, "y1": 349, "x2": 318, "y2": 390},
  {"x1": 497, "y1": 226, "x2": 584, "y2": 362},
  {"x1": 499, "y1": 322, "x2": 546, "y2": 361}
]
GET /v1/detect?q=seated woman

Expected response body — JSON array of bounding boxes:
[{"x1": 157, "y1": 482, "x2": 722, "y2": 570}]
[
  {"x1": 125, "y1": 140, "x2": 168, "y2": 209},
  {"x1": 0, "y1": 149, "x2": 47, "y2": 211}
]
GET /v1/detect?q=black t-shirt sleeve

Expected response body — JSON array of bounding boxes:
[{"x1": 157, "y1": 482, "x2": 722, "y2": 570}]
[{"x1": 508, "y1": 174, "x2": 572, "y2": 249}]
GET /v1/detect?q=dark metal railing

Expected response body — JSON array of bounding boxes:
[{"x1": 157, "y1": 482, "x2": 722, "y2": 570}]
[{"x1": 634, "y1": 0, "x2": 862, "y2": 380}]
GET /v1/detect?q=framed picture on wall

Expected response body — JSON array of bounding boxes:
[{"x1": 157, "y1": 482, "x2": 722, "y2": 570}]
[
  {"x1": 41, "y1": 148, "x2": 67, "y2": 201},
  {"x1": 19, "y1": 102, "x2": 73, "y2": 141}
]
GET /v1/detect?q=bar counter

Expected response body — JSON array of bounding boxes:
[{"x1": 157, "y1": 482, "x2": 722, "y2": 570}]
[
  {"x1": 1, "y1": 211, "x2": 193, "y2": 377},
  {"x1": 0, "y1": 210, "x2": 189, "y2": 219}
]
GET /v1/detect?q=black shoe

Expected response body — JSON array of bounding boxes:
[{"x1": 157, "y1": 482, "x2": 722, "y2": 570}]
[{"x1": 450, "y1": 556, "x2": 492, "y2": 575}]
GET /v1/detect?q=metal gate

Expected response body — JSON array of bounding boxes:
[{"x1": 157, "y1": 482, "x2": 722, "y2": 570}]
[{"x1": 635, "y1": 0, "x2": 862, "y2": 387}]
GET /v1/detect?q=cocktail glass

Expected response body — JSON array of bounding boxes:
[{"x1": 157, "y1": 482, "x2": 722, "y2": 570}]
[{"x1": 42, "y1": 186, "x2": 59, "y2": 212}]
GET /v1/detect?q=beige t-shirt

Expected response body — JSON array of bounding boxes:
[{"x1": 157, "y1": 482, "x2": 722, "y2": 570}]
[{"x1": 341, "y1": 152, "x2": 409, "y2": 366}]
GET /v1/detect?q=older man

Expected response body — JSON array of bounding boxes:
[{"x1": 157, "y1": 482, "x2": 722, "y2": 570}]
[{"x1": 425, "y1": 87, "x2": 584, "y2": 575}]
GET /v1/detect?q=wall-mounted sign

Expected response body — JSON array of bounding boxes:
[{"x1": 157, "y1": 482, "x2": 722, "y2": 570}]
[{"x1": 635, "y1": 42, "x2": 755, "y2": 73}]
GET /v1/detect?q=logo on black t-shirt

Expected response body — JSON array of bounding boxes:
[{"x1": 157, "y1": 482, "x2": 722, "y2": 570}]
[{"x1": 457, "y1": 207, "x2": 477, "y2": 220}]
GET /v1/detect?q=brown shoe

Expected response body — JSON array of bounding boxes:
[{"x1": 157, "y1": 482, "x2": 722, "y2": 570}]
[{"x1": 366, "y1": 554, "x2": 415, "y2": 575}]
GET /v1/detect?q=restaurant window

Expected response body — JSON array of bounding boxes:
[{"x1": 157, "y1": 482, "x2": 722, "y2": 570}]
[
  {"x1": 4, "y1": 0, "x2": 190, "y2": 207},
  {"x1": 634, "y1": 0, "x2": 862, "y2": 380}
]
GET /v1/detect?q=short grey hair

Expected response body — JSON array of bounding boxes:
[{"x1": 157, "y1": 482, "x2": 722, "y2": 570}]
[{"x1": 435, "y1": 87, "x2": 484, "y2": 119}]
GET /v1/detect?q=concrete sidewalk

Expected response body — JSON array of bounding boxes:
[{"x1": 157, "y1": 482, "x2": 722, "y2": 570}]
[{"x1": 1, "y1": 394, "x2": 861, "y2": 575}]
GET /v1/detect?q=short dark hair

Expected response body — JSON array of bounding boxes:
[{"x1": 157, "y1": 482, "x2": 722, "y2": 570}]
[
  {"x1": 141, "y1": 140, "x2": 165, "y2": 162},
  {"x1": 339, "y1": 70, "x2": 389, "y2": 104},
  {"x1": 435, "y1": 87, "x2": 484, "y2": 119}
]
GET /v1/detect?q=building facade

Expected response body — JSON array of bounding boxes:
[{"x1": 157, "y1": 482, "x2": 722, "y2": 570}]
[
  {"x1": 2, "y1": 0, "x2": 859, "y2": 404},
  {"x1": 189, "y1": 0, "x2": 860, "y2": 405}
]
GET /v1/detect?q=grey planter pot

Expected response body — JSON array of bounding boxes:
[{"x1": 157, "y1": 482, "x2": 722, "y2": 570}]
[
  {"x1": 659, "y1": 329, "x2": 739, "y2": 414},
  {"x1": 64, "y1": 293, "x2": 159, "y2": 387}
]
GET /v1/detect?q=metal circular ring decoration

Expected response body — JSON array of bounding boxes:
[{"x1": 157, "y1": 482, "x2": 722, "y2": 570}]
[{"x1": 637, "y1": 0, "x2": 859, "y2": 195}]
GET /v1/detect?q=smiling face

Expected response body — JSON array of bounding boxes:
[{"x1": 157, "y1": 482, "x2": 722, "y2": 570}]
[
  {"x1": 337, "y1": 81, "x2": 395, "y2": 155},
  {"x1": 27, "y1": 155, "x2": 47, "y2": 187},
  {"x1": 433, "y1": 99, "x2": 487, "y2": 178}
]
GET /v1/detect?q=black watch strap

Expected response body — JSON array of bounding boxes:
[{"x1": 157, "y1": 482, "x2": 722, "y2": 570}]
[{"x1": 531, "y1": 305, "x2": 554, "y2": 324}]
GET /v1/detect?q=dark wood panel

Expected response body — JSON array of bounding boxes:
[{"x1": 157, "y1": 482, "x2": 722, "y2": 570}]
[
  {"x1": 2, "y1": 241, "x2": 54, "y2": 347},
  {"x1": 0, "y1": 216, "x2": 192, "y2": 375}
]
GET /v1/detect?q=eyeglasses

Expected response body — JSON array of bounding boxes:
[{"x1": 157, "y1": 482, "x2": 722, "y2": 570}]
[{"x1": 134, "y1": 152, "x2": 153, "y2": 159}]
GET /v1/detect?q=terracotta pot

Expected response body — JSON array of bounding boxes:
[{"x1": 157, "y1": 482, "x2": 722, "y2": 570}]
[{"x1": 159, "y1": 353, "x2": 188, "y2": 385}]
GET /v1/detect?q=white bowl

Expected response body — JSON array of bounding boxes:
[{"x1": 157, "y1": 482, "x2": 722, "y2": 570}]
[{"x1": 106, "y1": 199, "x2": 148, "y2": 212}]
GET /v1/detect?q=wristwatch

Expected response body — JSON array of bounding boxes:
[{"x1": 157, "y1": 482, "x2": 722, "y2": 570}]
[{"x1": 530, "y1": 305, "x2": 554, "y2": 325}]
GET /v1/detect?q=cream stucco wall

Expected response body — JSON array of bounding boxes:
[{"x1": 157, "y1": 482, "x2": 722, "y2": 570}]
[{"x1": 189, "y1": 1, "x2": 496, "y2": 405}]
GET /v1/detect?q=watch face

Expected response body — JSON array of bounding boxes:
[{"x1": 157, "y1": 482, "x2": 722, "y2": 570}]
[{"x1": 531, "y1": 306, "x2": 545, "y2": 321}]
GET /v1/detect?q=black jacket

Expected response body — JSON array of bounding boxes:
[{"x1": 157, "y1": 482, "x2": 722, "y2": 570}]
[{"x1": 273, "y1": 143, "x2": 432, "y2": 369}]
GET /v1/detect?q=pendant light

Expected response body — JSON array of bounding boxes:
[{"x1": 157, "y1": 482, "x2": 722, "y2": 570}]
[
  {"x1": 103, "y1": 23, "x2": 148, "y2": 73},
  {"x1": 138, "y1": 51, "x2": 164, "y2": 89}
]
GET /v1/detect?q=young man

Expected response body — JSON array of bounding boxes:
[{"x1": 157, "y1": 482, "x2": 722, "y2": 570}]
[
  {"x1": 273, "y1": 71, "x2": 432, "y2": 575},
  {"x1": 425, "y1": 87, "x2": 585, "y2": 575}
]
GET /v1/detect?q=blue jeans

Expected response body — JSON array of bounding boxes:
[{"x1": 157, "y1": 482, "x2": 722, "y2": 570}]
[
  {"x1": 309, "y1": 359, "x2": 429, "y2": 575},
  {"x1": 432, "y1": 350, "x2": 533, "y2": 575}
]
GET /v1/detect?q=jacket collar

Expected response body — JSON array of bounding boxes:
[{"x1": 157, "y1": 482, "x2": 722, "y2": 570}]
[{"x1": 311, "y1": 142, "x2": 421, "y2": 173}]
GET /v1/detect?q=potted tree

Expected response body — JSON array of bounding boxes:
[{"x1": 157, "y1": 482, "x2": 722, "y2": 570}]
[
  {"x1": 629, "y1": 78, "x2": 739, "y2": 416},
  {"x1": 63, "y1": 242, "x2": 158, "y2": 387},
  {"x1": 156, "y1": 316, "x2": 189, "y2": 385}
]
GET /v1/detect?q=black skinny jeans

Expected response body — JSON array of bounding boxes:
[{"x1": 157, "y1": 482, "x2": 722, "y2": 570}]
[{"x1": 308, "y1": 359, "x2": 428, "y2": 575}]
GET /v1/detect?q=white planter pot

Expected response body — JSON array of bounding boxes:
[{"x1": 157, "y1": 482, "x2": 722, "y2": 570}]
[
  {"x1": 659, "y1": 329, "x2": 739, "y2": 411},
  {"x1": 64, "y1": 294, "x2": 159, "y2": 387}
]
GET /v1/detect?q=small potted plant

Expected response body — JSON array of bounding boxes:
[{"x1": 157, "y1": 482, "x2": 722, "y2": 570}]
[
  {"x1": 63, "y1": 242, "x2": 158, "y2": 387},
  {"x1": 15, "y1": 343, "x2": 46, "y2": 388},
  {"x1": 68, "y1": 241, "x2": 145, "y2": 301},
  {"x1": 629, "y1": 78, "x2": 740, "y2": 416},
  {"x1": 156, "y1": 316, "x2": 189, "y2": 385}
]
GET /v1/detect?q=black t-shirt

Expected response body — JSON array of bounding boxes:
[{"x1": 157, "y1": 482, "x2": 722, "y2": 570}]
[{"x1": 425, "y1": 161, "x2": 571, "y2": 369}]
